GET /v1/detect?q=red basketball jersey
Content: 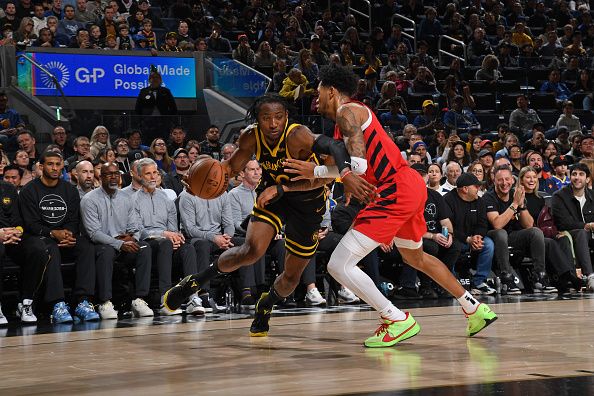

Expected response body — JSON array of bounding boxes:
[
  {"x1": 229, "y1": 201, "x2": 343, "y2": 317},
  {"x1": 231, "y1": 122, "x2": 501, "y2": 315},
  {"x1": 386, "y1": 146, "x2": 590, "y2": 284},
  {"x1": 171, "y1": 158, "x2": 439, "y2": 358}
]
[{"x1": 333, "y1": 102, "x2": 407, "y2": 185}]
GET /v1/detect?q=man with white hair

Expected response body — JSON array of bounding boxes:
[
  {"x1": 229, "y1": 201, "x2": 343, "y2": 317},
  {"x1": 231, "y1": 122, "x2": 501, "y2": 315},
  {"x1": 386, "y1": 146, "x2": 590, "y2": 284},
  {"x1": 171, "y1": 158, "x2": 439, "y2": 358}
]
[
  {"x1": 133, "y1": 158, "x2": 202, "y2": 316},
  {"x1": 438, "y1": 161, "x2": 462, "y2": 195}
]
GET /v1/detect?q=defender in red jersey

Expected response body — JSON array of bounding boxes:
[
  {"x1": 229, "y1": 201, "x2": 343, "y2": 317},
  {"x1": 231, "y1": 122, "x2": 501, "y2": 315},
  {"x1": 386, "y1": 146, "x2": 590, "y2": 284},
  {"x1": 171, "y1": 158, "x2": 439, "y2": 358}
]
[{"x1": 285, "y1": 65, "x2": 497, "y2": 347}]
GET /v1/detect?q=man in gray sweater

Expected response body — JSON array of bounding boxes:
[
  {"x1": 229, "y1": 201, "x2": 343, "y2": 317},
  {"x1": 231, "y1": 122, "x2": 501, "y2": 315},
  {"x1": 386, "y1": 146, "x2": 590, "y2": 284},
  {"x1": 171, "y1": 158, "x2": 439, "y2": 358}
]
[
  {"x1": 179, "y1": 187, "x2": 242, "y2": 308},
  {"x1": 132, "y1": 158, "x2": 202, "y2": 316},
  {"x1": 121, "y1": 159, "x2": 143, "y2": 197},
  {"x1": 81, "y1": 162, "x2": 153, "y2": 319},
  {"x1": 227, "y1": 159, "x2": 267, "y2": 308}
]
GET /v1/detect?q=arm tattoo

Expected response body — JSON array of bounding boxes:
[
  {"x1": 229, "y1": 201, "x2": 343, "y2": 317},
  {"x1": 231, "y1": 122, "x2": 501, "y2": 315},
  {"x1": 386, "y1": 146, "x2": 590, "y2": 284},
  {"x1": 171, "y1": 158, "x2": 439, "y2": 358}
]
[{"x1": 336, "y1": 106, "x2": 367, "y2": 158}]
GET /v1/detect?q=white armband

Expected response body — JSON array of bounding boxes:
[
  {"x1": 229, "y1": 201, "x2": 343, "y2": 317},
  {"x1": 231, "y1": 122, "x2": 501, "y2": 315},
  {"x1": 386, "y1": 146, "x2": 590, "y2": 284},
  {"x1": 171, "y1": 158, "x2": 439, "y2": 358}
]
[
  {"x1": 313, "y1": 165, "x2": 341, "y2": 178},
  {"x1": 348, "y1": 157, "x2": 367, "y2": 175}
]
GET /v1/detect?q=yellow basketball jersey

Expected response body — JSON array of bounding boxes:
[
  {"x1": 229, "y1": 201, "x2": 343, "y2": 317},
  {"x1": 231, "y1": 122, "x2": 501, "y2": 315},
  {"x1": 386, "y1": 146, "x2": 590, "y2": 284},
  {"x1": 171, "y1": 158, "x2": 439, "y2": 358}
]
[{"x1": 254, "y1": 120, "x2": 319, "y2": 193}]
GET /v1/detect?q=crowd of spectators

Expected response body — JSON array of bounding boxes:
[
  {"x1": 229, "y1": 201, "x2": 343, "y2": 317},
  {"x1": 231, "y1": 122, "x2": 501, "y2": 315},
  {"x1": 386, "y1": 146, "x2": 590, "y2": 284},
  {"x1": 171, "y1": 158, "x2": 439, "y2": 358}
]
[{"x1": 4, "y1": 0, "x2": 594, "y2": 325}]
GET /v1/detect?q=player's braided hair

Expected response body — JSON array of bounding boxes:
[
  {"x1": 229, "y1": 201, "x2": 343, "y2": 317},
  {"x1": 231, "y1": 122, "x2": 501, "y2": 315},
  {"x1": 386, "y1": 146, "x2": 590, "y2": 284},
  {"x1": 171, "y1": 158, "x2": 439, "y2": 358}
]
[
  {"x1": 319, "y1": 64, "x2": 359, "y2": 96},
  {"x1": 245, "y1": 93, "x2": 294, "y2": 123}
]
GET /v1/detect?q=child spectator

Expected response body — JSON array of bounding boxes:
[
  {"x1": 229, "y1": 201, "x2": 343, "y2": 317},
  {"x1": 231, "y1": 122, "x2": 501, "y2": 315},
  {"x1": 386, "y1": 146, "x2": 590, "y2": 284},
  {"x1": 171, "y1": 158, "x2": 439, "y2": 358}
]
[{"x1": 117, "y1": 23, "x2": 133, "y2": 50}]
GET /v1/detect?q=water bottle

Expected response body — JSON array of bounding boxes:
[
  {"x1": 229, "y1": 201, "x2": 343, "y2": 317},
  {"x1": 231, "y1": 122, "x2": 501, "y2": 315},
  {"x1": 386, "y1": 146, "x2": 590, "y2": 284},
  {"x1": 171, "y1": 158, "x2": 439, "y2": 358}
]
[
  {"x1": 495, "y1": 276, "x2": 502, "y2": 295},
  {"x1": 225, "y1": 286, "x2": 234, "y2": 311},
  {"x1": 441, "y1": 226, "x2": 449, "y2": 238}
]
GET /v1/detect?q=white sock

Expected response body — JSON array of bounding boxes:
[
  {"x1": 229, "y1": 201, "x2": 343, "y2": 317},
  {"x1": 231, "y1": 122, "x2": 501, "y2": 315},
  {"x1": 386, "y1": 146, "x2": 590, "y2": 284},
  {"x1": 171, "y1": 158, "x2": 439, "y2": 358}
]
[
  {"x1": 23, "y1": 299, "x2": 33, "y2": 306},
  {"x1": 457, "y1": 291, "x2": 480, "y2": 314},
  {"x1": 379, "y1": 304, "x2": 407, "y2": 321}
]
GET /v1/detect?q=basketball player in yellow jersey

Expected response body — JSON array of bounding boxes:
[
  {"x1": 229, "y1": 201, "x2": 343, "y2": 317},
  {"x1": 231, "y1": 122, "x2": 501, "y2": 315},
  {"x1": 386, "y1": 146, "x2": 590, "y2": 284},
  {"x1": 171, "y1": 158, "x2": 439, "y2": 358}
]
[{"x1": 163, "y1": 94, "x2": 376, "y2": 336}]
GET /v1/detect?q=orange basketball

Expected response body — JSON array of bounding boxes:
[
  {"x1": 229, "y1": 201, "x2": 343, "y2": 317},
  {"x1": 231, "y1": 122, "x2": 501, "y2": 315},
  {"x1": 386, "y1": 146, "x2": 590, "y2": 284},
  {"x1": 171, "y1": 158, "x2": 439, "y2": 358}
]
[{"x1": 187, "y1": 157, "x2": 229, "y2": 199}]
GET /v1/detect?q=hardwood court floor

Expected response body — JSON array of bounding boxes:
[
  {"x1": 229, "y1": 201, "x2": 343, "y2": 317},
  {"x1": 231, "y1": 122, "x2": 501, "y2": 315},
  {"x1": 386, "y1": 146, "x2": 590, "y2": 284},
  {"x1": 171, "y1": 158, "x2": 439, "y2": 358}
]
[{"x1": 1, "y1": 298, "x2": 594, "y2": 395}]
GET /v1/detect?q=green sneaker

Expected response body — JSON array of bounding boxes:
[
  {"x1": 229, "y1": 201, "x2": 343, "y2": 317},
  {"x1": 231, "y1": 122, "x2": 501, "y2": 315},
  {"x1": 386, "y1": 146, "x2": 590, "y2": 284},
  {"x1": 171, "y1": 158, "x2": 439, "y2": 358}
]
[
  {"x1": 466, "y1": 303, "x2": 497, "y2": 337},
  {"x1": 364, "y1": 312, "x2": 421, "y2": 348}
]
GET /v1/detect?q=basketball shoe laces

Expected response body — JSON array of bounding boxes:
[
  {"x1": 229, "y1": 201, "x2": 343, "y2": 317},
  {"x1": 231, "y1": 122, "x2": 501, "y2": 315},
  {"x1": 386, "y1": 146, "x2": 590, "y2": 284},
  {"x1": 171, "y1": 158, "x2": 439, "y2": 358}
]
[{"x1": 373, "y1": 320, "x2": 392, "y2": 337}]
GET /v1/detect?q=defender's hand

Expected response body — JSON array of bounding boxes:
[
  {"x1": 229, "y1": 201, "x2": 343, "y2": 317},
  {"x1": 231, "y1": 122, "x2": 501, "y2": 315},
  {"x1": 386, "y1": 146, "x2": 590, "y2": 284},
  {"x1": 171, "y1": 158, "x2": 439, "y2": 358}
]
[
  {"x1": 341, "y1": 172, "x2": 377, "y2": 205},
  {"x1": 283, "y1": 158, "x2": 316, "y2": 180}
]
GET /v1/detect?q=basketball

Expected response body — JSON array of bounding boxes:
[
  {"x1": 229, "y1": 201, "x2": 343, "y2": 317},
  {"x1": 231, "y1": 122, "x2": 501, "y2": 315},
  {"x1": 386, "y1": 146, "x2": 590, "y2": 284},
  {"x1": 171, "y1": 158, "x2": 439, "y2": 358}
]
[{"x1": 186, "y1": 157, "x2": 229, "y2": 199}]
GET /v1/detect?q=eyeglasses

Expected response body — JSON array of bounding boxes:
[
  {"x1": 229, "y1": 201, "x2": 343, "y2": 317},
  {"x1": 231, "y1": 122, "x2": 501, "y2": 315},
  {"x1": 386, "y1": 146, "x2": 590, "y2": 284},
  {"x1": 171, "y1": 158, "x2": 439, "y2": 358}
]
[{"x1": 154, "y1": 142, "x2": 165, "y2": 147}]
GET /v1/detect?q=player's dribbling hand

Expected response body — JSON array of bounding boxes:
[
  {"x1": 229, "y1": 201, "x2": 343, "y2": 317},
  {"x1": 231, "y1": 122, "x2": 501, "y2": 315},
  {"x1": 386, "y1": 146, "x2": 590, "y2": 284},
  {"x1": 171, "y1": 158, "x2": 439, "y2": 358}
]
[
  {"x1": 283, "y1": 158, "x2": 316, "y2": 180},
  {"x1": 180, "y1": 177, "x2": 195, "y2": 196},
  {"x1": 341, "y1": 172, "x2": 377, "y2": 205}
]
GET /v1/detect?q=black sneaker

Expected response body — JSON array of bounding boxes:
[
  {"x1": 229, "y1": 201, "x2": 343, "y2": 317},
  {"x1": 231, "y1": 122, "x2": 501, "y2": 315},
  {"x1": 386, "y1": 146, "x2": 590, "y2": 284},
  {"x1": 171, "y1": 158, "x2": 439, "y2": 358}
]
[
  {"x1": 393, "y1": 286, "x2": 420, "y2": 300},
  {"x1": 419, "y1": 284, "x2": 438, "y2": 299},
  {"x1": 199, "y1": 294, "x2": 213, "y2": 313},
  {"x1": 249, "y1": 294, "x2": 273, "y2": 337},
  {"x1": 163, "y1": 275, "x2": 200, "y2": 312},
  {"x1": 534, "y1": 272, "x2": 558, "y2": 294},
  {"x1": 240, "y1": 294, "x2": 256, "y2": 310},
  {"x1": 500, "y1": 272, "x2": 521, "y2": 295},
  {"x1": 277, "y1": 295, "x2": 297, "y2": 308}
]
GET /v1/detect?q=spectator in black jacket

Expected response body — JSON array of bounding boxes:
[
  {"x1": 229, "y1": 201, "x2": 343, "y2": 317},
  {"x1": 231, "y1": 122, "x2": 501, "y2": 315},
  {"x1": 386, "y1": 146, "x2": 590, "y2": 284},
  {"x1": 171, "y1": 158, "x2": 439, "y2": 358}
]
[
  {"x1": 134, "y1": 68, "x2": 177, "y2": 116},
  {"x1": 444, "y1": 172, "x2": 496, "y2": 295},
  {"x1": 551, "y1": 162, "x2": 594, "y2": 292},
  {"x1": 205, "y1": 22, "x2": 232, "y2": 52},
  {"x1": 199, "y1": 125, "x2": 222, "y2": 160},
  {"x1": 167, "y1": 125, "x2": 187, "y2": 156},
  {"x1": 164, "y1": 148, "x2": 190, "y2": 196},
  {"x1": 467, "y1": 28, "x2": 493, "y2": 66},
  {"x1": 0, "y1": 180, "x2": 49, "y2": 324},
  {"x1": 18, "y1": 151, "x2": 98, "y2": 323},
  {"x1": 51, "y1": 126, "x2": 75, "y2": 159}
]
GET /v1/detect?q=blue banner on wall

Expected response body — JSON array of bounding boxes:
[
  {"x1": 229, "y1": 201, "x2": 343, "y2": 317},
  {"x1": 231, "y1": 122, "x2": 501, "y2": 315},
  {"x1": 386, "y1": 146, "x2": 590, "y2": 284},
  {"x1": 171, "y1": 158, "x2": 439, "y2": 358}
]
[
  {"x1": 17, "y1": 52, "x2": 197, "y2": 98},
  {"x1": 211, "y1": 57, "x2": 269, "y2": 98}
]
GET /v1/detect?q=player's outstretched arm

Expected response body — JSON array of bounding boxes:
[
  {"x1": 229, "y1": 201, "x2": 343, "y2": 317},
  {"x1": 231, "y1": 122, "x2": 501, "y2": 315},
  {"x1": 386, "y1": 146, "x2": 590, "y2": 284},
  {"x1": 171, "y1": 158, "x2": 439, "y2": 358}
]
[{"x1": 283, "y1": 124, "x2": 376, "y2": 204}]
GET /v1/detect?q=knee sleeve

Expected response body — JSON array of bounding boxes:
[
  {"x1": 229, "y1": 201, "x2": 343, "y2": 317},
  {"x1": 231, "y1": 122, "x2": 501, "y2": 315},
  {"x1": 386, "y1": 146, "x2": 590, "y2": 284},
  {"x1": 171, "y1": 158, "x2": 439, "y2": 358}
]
[{"x1": 327, "y1": 230, "x2": 379, "y2": 277}]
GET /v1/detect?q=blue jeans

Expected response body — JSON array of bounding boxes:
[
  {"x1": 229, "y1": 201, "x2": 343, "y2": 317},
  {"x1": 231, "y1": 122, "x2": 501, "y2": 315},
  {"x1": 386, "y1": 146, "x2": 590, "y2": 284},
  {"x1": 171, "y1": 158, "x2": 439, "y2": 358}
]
[{"x1": 460, "y1": 236, "x2": 494, "y2": 286}]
